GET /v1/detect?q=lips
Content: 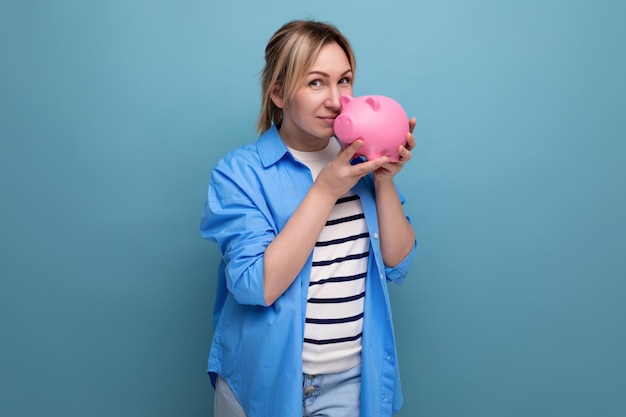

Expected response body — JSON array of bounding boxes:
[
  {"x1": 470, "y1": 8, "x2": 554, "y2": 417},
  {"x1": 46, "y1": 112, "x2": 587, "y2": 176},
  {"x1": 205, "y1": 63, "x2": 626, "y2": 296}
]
[{"x1": 319, "y1": 115, "x2": 339, "y2": 123}]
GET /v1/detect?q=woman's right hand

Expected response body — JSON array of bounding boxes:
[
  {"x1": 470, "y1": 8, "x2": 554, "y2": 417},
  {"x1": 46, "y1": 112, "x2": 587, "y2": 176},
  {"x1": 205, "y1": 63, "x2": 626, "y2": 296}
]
[{"x1": 314, "y1": 139, "x2": 389, "y2": 199}]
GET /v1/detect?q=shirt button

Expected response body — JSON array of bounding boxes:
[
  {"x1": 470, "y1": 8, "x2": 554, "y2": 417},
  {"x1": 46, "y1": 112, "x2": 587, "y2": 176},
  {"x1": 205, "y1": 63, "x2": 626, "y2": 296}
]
[
  {"x1": 373, "y1": 232, "x2": 379, "y2": 239},
  {"x1": 383, "y1": 397, "x2": 389, "y2": 403}
]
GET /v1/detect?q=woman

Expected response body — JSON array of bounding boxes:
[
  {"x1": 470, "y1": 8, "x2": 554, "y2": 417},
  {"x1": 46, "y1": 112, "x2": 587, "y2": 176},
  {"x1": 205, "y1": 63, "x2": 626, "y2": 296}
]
[{"x1": 200, "y1": 20, "x2": 417, "y2": 417}]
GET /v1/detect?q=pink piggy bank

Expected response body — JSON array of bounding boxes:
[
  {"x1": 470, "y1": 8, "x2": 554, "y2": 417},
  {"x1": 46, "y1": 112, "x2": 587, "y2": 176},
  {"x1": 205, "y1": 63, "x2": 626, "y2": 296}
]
[{"x1": 334, "y1": 95, "x2": 409, "y2": 162}]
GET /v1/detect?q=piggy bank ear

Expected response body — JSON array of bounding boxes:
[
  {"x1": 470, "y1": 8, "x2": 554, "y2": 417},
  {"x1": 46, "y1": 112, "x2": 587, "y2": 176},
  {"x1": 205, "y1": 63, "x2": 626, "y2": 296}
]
[
  {"x1": 365, "y1": 96, "x2": 380, "y2": 111},
  {"x1": 340, "y1": 95, "x2": 353, "y2": 107}
]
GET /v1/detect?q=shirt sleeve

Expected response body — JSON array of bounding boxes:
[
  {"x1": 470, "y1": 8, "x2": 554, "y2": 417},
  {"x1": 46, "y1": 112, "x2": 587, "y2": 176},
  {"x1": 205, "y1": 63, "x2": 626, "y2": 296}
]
[
  {"x1": 382, "y1": 187, "x2": 417, "y2": 285},
  {"x1": 384, "y1": 239, "x2": 417, "y2": 284},
  {"x1": 200, "y1": 159, "x2": 275, "y2": 306}
]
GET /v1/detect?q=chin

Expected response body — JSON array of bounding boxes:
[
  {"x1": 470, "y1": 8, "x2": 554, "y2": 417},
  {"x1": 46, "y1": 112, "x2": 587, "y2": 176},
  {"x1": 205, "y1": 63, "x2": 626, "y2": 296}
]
[{"x1": 316, "y1": 127, "x2": 334, "y2": 140}]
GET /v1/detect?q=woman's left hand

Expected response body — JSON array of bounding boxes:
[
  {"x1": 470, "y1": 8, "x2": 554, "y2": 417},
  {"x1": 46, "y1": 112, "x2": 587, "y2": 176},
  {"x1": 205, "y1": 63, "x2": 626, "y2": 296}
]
[{"x1": 373, "y1": 117, "x2": 417, "y2": 183}]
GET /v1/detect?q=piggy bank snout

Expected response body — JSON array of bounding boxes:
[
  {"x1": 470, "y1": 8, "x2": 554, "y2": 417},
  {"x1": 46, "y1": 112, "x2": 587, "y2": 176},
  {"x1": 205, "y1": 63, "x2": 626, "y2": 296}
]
[{"x1": 333, "y1": 114, "x2": 355, "y2": 142}]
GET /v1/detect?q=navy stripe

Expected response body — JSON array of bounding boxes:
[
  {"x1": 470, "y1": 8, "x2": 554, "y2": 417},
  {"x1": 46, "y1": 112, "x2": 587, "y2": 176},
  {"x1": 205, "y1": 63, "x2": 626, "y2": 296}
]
[
  {"x1": 308, "y1": 291, "x2": 365, "y2": 304},
  {"x1": 312, "y1": 252, "x2": 368, "y2": 267},
  {"x1": 309, "y1": 272, "x2": 366, "y2": 286},
  {"x1": 306, "y1": 312, "x2": 364, "y2": 325},
  {"x1": 325, "y1": 213, "x2": 365, "y2": 226},
  {"x1": 315, "y1": 232, "x2": 370, "y2": 247},
  {"x1": 304, "y1": 332, "x2": 363, "y2": 345},
  {"x1": 336, "y1": 194, "x2": 360, "y2": 204}
]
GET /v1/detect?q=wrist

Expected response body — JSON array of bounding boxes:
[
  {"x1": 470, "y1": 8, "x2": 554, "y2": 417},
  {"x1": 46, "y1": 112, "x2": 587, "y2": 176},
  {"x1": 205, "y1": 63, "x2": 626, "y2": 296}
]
[
  {"x1": 310, "y1": 182, "x2": 341, "y2": 206},
  {"x1": 374, "y1": 176, "x2": 395, "y2": 189}
]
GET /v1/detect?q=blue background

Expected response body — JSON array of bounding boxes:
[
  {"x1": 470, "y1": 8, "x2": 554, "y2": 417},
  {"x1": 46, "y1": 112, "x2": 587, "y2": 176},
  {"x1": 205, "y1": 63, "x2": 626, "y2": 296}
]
[{"x1": 1, "y1": 1, "x2": 625, "y2": 416}]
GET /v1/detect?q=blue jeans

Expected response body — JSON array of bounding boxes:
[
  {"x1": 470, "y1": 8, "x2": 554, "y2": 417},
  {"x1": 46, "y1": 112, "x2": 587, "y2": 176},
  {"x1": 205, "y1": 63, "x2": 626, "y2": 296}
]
[
  {"x1": 214, "y1": 364, "x2": 361, "y2": 417},
  {"x1": 214, "y1": 376, "x2": 246, "y2": 417},
  {"x1": 303, "y1": 364, "x2": 361, "y2": 417}
]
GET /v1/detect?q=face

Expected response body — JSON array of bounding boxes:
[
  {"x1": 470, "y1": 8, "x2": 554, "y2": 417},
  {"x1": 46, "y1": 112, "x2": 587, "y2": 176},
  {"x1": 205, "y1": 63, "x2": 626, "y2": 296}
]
[{"x1": 272, "y1": 42, "x2": 353, "y2": 151}]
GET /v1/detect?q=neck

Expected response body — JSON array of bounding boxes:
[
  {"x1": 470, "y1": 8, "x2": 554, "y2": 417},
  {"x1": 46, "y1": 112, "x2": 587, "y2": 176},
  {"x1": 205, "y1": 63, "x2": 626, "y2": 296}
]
[{"x1": 278, "y1": 126, "x2": 331, "y2": 152}]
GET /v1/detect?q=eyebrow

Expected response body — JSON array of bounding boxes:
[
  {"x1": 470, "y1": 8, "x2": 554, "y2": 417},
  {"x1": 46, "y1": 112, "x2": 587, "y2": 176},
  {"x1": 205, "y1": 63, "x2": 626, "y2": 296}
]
[{"x1": 306, "y1": 69, "x2": 353, "y2": 77}]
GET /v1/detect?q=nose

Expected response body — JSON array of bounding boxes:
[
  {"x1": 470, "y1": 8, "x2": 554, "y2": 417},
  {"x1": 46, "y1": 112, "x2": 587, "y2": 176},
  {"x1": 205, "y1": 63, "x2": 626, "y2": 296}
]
[{"x1": 325, "y1": 86, "x2": 341, "y2": 111}]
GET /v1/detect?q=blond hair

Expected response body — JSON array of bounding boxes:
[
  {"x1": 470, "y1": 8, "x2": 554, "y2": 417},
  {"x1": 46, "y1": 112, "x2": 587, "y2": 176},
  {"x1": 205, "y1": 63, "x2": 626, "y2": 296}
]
[{"x1": 257, "y1": 20, "x2": 357, "y2": 134}]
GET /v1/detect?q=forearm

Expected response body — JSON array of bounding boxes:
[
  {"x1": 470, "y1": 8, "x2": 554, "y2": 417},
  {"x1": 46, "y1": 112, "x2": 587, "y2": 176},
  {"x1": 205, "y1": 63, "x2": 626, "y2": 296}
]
[
  {"x1": 375, "y1": 180, "x2": 415, "y2": 267},
  {"x1": 263, "y1": 183, "x2": 337, "y2": 305}
]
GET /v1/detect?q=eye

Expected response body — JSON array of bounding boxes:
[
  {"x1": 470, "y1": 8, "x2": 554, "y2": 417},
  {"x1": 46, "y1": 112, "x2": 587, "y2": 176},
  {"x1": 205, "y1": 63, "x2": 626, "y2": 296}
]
[
  {"x1": 339, "y1": 77, "x2": 352, "y2": 86},
  {"x1": 309, "y1": 79, "x2": 323, "y2": 88}
]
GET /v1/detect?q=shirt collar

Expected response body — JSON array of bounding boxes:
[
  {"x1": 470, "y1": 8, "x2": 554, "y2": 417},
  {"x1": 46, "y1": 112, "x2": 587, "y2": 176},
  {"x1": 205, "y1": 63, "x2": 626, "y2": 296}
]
[{"x1": 257, "y1": 125, "x2": 290, "y2": 168}]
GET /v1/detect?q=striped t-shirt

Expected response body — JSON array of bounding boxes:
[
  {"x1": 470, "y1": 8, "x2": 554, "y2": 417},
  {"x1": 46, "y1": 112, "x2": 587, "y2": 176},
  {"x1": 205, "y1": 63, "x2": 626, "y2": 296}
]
[{"x1": 288, "y1": 139, "x2": 369, "y2": 375}]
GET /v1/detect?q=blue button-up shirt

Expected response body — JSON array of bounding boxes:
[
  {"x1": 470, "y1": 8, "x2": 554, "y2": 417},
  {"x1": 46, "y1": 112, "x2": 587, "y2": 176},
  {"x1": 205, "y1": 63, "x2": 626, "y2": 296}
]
[{"x1": 200, "y1": 125, "x2": 416, "y2": 416}]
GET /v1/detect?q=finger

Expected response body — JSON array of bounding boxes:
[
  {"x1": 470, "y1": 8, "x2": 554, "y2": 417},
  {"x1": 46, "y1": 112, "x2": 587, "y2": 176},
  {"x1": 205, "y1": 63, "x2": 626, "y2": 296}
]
[
  {"x1": 339, "y1": 139, "x2": 364, "y2": 161},
  {"x1": 398, "y1": 145, "x2": 412, "y2": 162},
  {"x1": 353, "y1": 155, "x2": 390, "y2": 175},
  {"x1": 409, "y1": 117, "x2": 416, "y2": 134},
  {"x1": 404, "y1": 131, "x2": 416, "y2": 151},
  {"x1": 408, "y1": 133, "x2": 417, "y2": 149}
]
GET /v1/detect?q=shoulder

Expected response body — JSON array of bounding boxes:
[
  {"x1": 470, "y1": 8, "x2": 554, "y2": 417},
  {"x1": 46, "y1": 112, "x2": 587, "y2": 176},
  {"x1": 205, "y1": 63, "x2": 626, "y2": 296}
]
[{"x1": 216, "y1": 142, "x2": 263, "y2": 173}]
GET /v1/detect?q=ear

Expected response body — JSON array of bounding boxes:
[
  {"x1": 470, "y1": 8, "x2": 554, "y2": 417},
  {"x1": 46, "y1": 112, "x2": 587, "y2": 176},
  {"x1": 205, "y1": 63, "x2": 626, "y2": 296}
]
[
  {"x1": 365, "y1": 96, "x2": 380, "y2": 111},
  {"x1": 340, "y1": 95, "x2": 353, "y2": 107},
  {"x1": 269, "y1": 84, "x2": 284, "y2": 109}
]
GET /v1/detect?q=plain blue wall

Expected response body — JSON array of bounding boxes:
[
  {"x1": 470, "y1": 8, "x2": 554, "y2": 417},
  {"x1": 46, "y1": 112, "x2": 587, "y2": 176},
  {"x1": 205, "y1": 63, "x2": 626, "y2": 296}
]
[{"x1": 1, "y1": 1, "x2": 625, "y2": 416}]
